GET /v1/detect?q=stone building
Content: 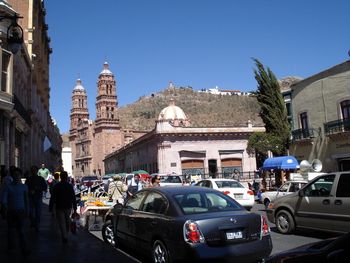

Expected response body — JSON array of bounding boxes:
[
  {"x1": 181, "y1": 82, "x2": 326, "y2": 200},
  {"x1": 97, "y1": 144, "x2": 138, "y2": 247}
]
[
  {"x1": 104, "y1": 100, "x2": 264, "y2": 178},
  {"x1": 1, "y1": 0, "x2": 61, "y2": 176},
  {"x1": 289, "y1": 60, "x2": 350, "y2": 172},
  {"x1": 69, "y1": 62, "x2": 146, "y2": 178}
]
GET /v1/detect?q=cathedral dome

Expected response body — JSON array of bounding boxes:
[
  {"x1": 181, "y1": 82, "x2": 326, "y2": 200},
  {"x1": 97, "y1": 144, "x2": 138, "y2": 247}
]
[
  {"x1": 100, "y1": 61, "x2": 113, "y2": 75},
  {"x1": 73, "y1": 79, "x2": 85, "y2": 91},
  {"x1": 158, "y1": 99, "x2": 188, "y2": 121}
]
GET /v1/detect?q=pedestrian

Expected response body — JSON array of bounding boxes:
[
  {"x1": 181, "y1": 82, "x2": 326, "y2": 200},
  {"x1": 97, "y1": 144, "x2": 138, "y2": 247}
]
[
  {"x1": 49, "y1": 172, "x2": 60, "y2": 195},
  {"x1": 49, "y1": 171, "x2": 77, "y2": 243},
  {"x1": 108, "y1": 175, "x2": 128, "y2": 204},
  {"x1": 2, "y1": 167, "x2": 30, "y2": 256},
  {"x1": 26, "y1": 165, "x2": 47, "y2": 232},
  {"x1": 0, "y1": 169, "x2": 13, "y2": 219},
  {"x1": 127, "y1": 174, "x2": 143, "y2": 198},
  {"x1": 151, "y1": 175, "x2": 161, "y2": 187},
  {"x1": 37, "y1": 163, "x2": 50, "y2": 181}
]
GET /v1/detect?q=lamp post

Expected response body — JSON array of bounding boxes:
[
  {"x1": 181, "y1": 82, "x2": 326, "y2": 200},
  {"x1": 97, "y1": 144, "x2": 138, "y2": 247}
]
[{"x1": 0, "y1": 13, "x2": 24, "y2": 54}]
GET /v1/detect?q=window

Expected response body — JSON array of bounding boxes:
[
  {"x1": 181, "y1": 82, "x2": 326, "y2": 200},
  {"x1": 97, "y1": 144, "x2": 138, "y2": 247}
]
[
  {"x1": 300, "y1": 112, "x2": 309, "y2": 131},
  {"x1": 341, "y1": 100, "x2": 350, "y2": 120},
  {"x1": 1, "y1": 50, "x2": 11, "y2": 92},
  {"x1": 125, "y1": 191, "x2": 147, "y2": 210},
  {"x1": 304, "y1": 174, "x2": 335, "y2": 197},
  {"x1": 141, "y1": 192, "x2": 168, "y2": 214},
  {"x1": 336, "y1": 173, "x2": 350, "y2": 197}
]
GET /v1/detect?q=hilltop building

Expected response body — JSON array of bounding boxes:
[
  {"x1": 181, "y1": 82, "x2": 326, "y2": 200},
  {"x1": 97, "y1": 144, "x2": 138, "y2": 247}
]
[
  {"x1": 198, "y1": 86, "x2": 252, "y2": 96},
  {"x1": 69, "y1": 62, "x2": 145, "y2": 178},
  {"x1": 104, "y1": 99, "x2": 264, "y2": 178}
]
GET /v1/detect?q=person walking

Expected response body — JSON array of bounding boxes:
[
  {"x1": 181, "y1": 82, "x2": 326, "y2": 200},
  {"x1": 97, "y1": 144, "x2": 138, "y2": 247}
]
[
  {"x1": 127, "y1": 174, "x2": 143, "y2": 198},
  {"x1": 26, "y1": 165, "x2": 47, "y2": 232},
  {"x1": 2, "y1": 168, "x2": 30, "y2": 256},
  {"x1": 49, "y1": 171, "x2": 77, "y2": 243},
  {"x1": 151, "y1": 175, "x2": 161, "y2": 187},
  {"x1": 107, "y1": 175, "x2": 128, "y2": 204},
  {"x1": 37, "y1": 163, "x2": 50, "y2": 181}
]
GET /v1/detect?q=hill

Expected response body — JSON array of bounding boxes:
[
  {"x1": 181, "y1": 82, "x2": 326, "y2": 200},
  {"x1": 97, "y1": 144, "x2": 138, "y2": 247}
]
[{"x1": 118, "y1": 87, "x2": 263, "y2": 131}]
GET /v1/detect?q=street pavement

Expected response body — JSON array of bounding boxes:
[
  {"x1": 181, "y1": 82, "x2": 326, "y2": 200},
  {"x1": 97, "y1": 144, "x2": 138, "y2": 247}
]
[{"x1": 0, "y1": 201, "x2": 138, "y2": 263}]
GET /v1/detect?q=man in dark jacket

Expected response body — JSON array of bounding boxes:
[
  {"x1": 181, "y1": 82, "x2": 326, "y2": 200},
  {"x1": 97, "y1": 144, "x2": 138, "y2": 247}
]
[
  {"x1": 49, "y1": 171, "x2": 77, "y2": 243},
  {"x1": 25, "y1": 165, "x2": 47, "y2": 232}
]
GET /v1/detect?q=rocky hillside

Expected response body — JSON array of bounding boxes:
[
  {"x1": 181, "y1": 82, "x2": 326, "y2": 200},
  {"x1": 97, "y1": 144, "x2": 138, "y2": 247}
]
[{"x1": 118, "y1": 87, "x2": 263, "y2": 131}]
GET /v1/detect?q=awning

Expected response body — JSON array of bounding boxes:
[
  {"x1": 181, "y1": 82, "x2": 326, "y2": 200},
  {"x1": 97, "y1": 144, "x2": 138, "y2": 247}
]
[{"x1": 261, "y1": 156, "x2": 300, "y2": 170}]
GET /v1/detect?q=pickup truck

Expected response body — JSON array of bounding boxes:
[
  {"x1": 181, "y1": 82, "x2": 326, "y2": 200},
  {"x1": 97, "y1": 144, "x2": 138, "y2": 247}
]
[{"x1": 260, "y1": 180, "x2": 308, "y2": 208}]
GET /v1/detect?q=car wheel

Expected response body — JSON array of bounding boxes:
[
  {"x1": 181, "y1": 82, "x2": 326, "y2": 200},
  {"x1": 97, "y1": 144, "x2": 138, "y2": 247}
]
[
  {"x1": 264, "y1": 199, "x2": 270, "y2": 209},
  {"x1": 152, "y1": 240, "x2": 171, "y2": 263},
  {"x1": 276, "y1": 210, "x2": 295, "y2": 234},
  {"x1": 102, "y1": 220, "x2": 115, "y2": 246}
]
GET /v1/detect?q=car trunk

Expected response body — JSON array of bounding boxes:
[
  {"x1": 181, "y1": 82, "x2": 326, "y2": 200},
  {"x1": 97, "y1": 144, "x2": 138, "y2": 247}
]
[{"x1": 191, "y1": 212, "x2": 261, "y2": 246}]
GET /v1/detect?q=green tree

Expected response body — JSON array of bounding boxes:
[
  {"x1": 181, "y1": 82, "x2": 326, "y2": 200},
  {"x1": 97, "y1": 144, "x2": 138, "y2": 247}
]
[{"x1": 249, "y1": 58, "x2": 290, "y2": 157}]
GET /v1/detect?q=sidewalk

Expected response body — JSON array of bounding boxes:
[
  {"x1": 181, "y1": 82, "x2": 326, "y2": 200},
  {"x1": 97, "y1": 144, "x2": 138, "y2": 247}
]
[{"x1": 0, "y1": 201, "x2": 137, "y2": 263}]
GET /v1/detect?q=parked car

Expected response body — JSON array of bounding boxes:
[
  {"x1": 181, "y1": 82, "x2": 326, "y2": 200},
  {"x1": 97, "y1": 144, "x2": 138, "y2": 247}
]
[
  {"x1": 111, "y1": 186, "x2": 272, "y2": 263},
  {"x1": 101, "y1": 208, "x2": 115, "y2": 246},
  {"x1": 266, "y1": 232, "x2": 349, "y2": 263},
  {"x1": 81, "y1": 175, "x2": 100, "y2": 187},
  {"x1": 151, "y1": 173, "x2": 183, "y2": 187},
  {"x1": 195, "y1": 179, "x2": 255, "y2": 210},
  {"x1": 266, "y1": 172, "x2": 350, "y2": 234},
  {"x1": 261, "y1": 180, "x2": 308, "y2": 208}
]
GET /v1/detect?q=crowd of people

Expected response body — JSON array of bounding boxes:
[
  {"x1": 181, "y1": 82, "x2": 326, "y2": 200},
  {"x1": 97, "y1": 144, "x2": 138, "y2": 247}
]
[{"x1": 0, "y1": 164, "x2": 77, "y2": 257}]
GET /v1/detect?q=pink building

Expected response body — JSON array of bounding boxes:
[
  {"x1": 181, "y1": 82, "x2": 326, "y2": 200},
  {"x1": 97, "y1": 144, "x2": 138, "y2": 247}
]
[{"x1": 104, "y1": 100, "x2": 265, "y2": 178}]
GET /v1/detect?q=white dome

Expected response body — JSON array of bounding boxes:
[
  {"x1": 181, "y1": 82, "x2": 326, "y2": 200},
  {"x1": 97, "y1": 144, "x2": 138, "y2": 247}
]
[
  {"x1": 100, "y1": 61, "x2": 113, "y2": 75},
  {"x1": 158, "y1": 99, "x2": 188, "y2": 121},
  {"x1": 73, "y1": 79, "x2": 85, "y2": 91}
]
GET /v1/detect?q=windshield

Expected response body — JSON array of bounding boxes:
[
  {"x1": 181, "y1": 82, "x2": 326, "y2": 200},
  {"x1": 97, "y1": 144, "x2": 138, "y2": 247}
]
[
  {"x1": 174, "y1": 191, "x2": 242, "y2": 215},
  {"x1": 160, "y1": 175, "x2": 182, "y2": 183},
  {"x1": 214, "y1": 180, "x2": 244, "y2": 188}
]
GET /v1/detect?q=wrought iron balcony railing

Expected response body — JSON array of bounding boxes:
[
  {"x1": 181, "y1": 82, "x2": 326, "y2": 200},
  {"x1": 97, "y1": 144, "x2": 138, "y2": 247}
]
[
  {"x1": 291, "y1": 128, "x2": 316, "y2": 141},
  {"x1": 324, "y1": 118, "x2": 350, "y2": 135}
]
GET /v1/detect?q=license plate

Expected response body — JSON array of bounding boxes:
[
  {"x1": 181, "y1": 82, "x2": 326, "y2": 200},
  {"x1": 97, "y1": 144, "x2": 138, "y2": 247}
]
[
  {"x1": 226, "y1": 231, "x2": 243, "y2": 240},
  {"x1": 234, "y1": 194, "x2": 243, "y2": 199}
]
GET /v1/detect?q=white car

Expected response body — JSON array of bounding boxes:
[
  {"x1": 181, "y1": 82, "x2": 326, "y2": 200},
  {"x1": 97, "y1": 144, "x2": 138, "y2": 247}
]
[
  {"x1": 261, "y1": 180, "x2": 308, "y2": 208},
  {"x1": 152, "y1": 174, "x2": 183, "y2": 187},
  {"x1": 195, "y1": 179, "x2": 255, "y2": 210}
]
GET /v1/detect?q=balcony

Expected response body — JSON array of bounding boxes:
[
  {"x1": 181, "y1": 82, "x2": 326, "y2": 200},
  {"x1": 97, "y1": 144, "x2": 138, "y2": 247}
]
[
  {"x1": 324, "y1": 118, "x2": 350, "y2": 136},
  {"x1": 291, "y1": 128, "x2": 316, "y2": 142}
]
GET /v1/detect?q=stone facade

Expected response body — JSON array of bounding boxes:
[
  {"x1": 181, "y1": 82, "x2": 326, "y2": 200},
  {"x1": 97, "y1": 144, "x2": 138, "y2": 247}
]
[
  {"x1": 69, "y1": 62, "x2": 145, "y2": 178},
  {"x1": 1, "y1": 0, "x2": 61, "y2": 176},
  {"x1": 290, "y1": 60, "x2": 350, "y2": 172}
]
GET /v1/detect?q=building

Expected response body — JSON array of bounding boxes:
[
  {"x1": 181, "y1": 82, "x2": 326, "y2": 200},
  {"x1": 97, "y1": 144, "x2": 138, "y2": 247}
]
[
  {"x1": 0, "y1": 0, "x2": 61, "y2": 176},
  {"x1": 289, "y1": 60, "x2": 350, "y2": 172},
  {"x1": 69, "y1": 62, "x2": 146, "y2": 178},
  {"x1": 104, "y1": 100, "x2": 264, "y2": 178}
]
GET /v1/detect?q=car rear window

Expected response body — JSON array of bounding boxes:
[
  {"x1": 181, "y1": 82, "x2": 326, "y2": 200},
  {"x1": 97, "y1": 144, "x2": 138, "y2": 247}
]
[
  {"x1": 174, "y1": 192, "x2": 242, "y2": 215},
  {"x1": 215, "y1": 180, "x2": 244, "y2": 188},
  {"x1": 160, "y1": 175, "x2": 182, "y2": 183}
]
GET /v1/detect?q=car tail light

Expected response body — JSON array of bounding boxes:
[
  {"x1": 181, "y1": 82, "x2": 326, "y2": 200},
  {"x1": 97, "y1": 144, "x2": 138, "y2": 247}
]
[
  {"x1": 260, "y1": 215, "x2": 270, "y2": 238},
  {"x1": 222, "y1": 191, "x2": 230, "y2": 195},
  {"x1": 247, "y1": 190, "x2": 254, "y2": 195},
  {"x1": 183, "y1": 220, "x2": 204, "y2": 243}
]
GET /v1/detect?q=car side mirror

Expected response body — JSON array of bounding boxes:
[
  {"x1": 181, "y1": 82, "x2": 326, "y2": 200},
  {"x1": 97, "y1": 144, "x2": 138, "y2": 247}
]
[
  {"x1": 113, "y1": 203, "x2": 123, "y2": 215},
  {"x1": 298, "y1": 190, "x2": 305, "y2": 197}
]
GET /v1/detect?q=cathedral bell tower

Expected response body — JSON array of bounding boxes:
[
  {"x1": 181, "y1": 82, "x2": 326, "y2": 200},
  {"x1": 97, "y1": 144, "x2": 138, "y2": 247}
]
[
  {"x1": 93, "y1": 62, "x2": 122, "y2": 176},
  {"x1": 69, "y1": 79, "x2": 90, "y2": 135},
  {"x1": 94, "y1": 62, "x2": 120, "y2": 130}
]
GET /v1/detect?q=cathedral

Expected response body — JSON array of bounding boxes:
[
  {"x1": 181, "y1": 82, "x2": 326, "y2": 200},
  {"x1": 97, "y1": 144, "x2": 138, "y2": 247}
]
[{"x1": 69, "y1": 62, "x2": 145, "y2": 178}]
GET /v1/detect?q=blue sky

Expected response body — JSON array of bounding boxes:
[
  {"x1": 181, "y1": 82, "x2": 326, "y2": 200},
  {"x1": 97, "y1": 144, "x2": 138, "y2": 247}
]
[{"x1": 45, "y1": 0, "x2": 350, "y2": 133}]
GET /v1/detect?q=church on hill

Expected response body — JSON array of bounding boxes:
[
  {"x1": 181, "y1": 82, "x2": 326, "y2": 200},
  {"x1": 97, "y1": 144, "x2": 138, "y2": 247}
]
[{"x1": 69, "y1": 62, "x2": 146, "y2": 178}]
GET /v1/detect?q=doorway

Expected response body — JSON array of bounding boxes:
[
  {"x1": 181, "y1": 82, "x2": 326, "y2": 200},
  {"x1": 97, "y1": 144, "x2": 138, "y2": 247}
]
[{"x1": 208, "y1": 159, "x2": 217, "y2": 178}]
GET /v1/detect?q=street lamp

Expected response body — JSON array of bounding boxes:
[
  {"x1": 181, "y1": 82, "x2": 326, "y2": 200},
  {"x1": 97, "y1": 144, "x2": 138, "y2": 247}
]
[{"x1": 0, "y1": 13, "x2": 24, "y2": 54}]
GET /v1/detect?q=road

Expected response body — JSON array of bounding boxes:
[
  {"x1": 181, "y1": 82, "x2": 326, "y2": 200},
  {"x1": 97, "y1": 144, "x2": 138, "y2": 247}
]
[{"x1": 89, "y1": 203, "x2": 337, "y2": 262}]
